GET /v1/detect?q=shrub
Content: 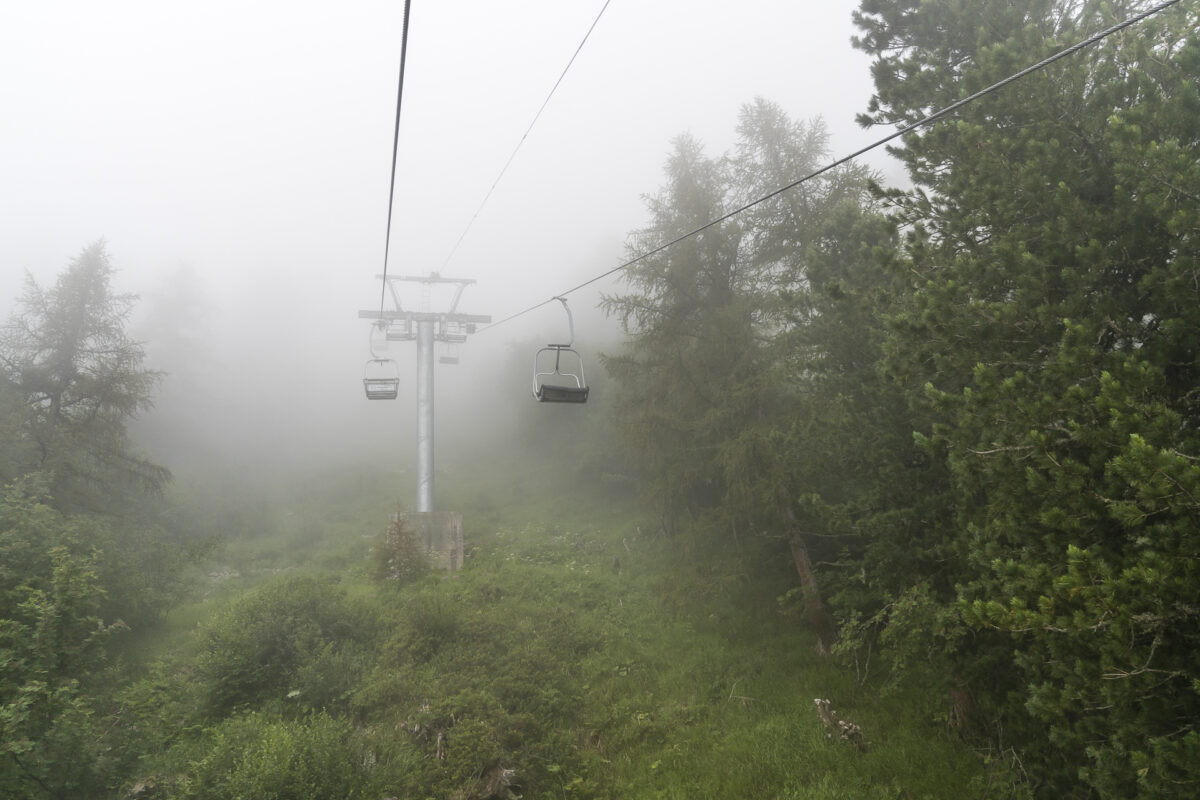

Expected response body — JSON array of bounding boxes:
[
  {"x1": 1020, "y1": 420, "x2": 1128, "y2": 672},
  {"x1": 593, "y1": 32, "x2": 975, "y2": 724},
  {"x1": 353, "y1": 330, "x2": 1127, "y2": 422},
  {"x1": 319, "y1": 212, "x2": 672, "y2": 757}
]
[
  {"x1": 369, "y1": 514, "x2": 427, "y2": 584},
  {"x1": 181, "y1": 711, "x2": 378, "y2": 800},
  {"x1": 195, "y1": 574, "x2": 376, "y2": 715}
]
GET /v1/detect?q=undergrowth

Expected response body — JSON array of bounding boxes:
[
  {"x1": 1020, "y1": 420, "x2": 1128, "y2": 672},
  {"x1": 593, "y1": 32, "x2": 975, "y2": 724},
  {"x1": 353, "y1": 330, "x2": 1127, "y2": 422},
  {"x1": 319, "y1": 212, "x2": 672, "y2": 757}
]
[{"x1": 111, "y1": 456, "x2": 987, "y2": 799}]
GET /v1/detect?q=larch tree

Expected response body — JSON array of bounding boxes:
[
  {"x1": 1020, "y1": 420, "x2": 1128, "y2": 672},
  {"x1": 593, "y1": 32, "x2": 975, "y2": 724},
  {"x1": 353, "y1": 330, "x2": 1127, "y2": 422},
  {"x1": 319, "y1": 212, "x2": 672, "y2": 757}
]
[
  {"x1": 602, "y1": 133, "x2": 751, "y2": 536},
  {"x1": 602, "y1": 102, "x2": 884, "y2": 651},
  {"x1": 603, "y1": 103, "x2": 878, "y2": 538},
  {"x1": 1, "y1": 241, "x2": 169, "y2": 510}
]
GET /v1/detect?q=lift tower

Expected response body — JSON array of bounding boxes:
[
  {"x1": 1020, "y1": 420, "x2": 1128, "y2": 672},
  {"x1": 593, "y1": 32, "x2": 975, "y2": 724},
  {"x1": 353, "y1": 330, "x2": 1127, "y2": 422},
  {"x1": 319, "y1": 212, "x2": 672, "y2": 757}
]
[{"x1": 359, "y1": 274, "x2": 490, "y2": 513}]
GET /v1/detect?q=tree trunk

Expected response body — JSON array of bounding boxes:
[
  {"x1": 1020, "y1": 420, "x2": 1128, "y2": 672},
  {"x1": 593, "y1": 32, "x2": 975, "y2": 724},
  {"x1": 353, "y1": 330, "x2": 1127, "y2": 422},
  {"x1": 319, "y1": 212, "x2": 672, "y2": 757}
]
[
  {"x1": 789, "y1": 533, "x2": 838, "y2": 654},
  {"x1": 777, "y1": 486, "x2": 838, "y2": 653}
]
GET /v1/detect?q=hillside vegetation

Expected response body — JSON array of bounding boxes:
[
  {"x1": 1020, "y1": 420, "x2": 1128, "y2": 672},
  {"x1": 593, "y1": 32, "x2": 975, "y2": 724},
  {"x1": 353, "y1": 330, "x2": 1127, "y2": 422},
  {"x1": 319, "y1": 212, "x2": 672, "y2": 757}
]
[
  {"x1": 104, "y1": 457, "x2": 987, "y2": 800},
  {"x1": 3, "y1": 2, "x2": 1198, "y2": 798}
]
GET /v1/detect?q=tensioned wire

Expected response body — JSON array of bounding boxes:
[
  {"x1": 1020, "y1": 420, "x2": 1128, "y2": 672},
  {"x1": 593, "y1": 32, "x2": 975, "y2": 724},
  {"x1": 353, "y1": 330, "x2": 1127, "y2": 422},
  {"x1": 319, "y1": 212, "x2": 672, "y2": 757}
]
[
  {"x1": 478, "y1": 0, "x2": 1183, "y2": 334},
  {"x1": 378, "y1": 0, "x2": 414, "y2": 317},
  {"x1": 439, "y1": 0, "x2": 614, "y2": 273}
]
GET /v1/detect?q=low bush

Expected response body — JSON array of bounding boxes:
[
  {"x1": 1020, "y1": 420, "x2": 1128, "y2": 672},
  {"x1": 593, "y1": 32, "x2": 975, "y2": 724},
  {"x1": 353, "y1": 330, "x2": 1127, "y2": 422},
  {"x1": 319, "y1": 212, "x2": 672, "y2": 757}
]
[
  {"x1": 195, "y1": 574, "x2": 378, "y2": 715},
  {"x1": 177, "y1": 711, "x2": 381, "y2": 800}
]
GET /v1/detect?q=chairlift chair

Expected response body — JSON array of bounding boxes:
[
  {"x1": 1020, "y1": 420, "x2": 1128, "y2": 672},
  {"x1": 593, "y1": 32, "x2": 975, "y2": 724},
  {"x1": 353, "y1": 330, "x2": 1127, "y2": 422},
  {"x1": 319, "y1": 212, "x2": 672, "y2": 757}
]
[
  {"x1": 533, "y1": 298, "x2": 589, "y2": 403},
  {"x1": 363, "y1": 358, "x2": 400, "y2": 400},
  {"x1": 363, "y1": 322, "x2": 399, "y2": 400}
]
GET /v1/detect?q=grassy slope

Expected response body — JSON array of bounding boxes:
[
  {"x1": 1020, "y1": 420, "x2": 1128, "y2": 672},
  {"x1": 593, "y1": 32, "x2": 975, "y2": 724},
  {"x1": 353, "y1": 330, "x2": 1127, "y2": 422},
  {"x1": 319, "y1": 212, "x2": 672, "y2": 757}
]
[
  {"x1": 365, "y1": 453, "x2": 988, "y2": 798},
  {"x1": 119, "y1": 451, "x2": 988, "y2": 799}
]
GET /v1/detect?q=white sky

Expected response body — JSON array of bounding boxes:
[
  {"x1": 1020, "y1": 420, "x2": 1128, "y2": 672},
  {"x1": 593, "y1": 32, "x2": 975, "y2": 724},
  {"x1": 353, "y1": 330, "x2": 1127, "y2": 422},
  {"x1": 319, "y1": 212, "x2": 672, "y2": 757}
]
[{"x1": 0, "y1": 0, "x2": 892, "y2": 475}]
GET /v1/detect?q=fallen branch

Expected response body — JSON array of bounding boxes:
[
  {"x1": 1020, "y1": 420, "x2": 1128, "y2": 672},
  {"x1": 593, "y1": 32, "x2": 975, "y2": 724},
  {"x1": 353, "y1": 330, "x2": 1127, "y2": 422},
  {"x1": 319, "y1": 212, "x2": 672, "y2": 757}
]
[
  {"x1": 813, "y1": 698, "x2": 867, "y2": 751},
  {"x1": 724, "y1": 679, "x2": 757, "y2": 709}
]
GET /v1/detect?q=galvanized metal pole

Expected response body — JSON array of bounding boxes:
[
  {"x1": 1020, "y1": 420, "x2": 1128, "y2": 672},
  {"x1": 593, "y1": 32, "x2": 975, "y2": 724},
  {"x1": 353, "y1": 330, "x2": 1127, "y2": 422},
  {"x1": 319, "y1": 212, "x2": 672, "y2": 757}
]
[
  {"x1": 416, "y1": 319, "x2": 435, "y2": 512},
  {"x1": 359, "y1": 275, "x2": 488, "y2": 516}
]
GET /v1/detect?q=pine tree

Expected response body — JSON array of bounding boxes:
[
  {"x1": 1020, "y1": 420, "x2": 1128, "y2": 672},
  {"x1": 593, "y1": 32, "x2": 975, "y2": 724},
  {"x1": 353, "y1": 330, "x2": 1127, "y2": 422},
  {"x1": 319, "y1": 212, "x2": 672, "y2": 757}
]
[{"x1": 853, "y1": 1, "x2": 1200, "y2": 793}]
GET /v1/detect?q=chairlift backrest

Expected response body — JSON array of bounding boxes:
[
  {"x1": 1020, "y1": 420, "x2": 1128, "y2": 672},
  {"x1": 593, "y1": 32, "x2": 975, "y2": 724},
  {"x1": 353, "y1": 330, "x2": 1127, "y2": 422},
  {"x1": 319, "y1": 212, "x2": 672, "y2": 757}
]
[
  {"x1": 362, "y1": 323, "x2": 400, "y2": 400},
  {"x1": 532, "y1": 298, "x2": 588, "y2": 403}
]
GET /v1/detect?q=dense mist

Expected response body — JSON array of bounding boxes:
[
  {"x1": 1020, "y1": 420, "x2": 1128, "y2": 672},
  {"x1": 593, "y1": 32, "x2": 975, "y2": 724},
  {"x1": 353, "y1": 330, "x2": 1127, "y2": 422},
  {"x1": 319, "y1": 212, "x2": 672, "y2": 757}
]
[{"x1": 3, "y1": 0, "x2": 882, "y2": 497}]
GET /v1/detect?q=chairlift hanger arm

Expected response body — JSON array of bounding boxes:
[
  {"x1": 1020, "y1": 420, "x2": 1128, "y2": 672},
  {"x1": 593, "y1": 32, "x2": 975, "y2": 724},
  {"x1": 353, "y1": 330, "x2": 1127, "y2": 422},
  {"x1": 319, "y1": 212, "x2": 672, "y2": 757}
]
[
  {"x1": 448, "y1": 282, "x2": 467, "y2": 314},
  {"x1": 386, "y1": 280, "x2": 405, "y2": 312},
  {"x1": 368, "y1": 320, "x2": 390, "y2": 358},
  {"x1": 551, "y1": 296, "x2": 575, "y2": 348}
]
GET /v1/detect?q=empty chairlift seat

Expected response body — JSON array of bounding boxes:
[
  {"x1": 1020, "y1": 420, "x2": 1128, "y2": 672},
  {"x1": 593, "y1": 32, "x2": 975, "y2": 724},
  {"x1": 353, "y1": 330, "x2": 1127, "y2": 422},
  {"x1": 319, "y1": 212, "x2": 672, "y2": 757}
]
[
  {"x1": 363, "y1": 358, "x2": 400, "y2": 400},
  {"x1": 531, "y1": 297, "x2": 589, "y2": 404},
  {"x1": 533, "y1": 345, "x2": 589, "y2": 403}
]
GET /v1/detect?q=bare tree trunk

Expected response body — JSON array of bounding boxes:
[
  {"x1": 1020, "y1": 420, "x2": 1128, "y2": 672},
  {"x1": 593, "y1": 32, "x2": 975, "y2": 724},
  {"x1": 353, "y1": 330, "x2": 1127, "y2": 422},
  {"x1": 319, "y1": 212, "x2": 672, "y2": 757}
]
[
  {"x1": 789, "y1": 534, "x2": 839, "y2": 654},
  {"x1": 778, "y1": 487, "x2": 838, "y2": 654}
]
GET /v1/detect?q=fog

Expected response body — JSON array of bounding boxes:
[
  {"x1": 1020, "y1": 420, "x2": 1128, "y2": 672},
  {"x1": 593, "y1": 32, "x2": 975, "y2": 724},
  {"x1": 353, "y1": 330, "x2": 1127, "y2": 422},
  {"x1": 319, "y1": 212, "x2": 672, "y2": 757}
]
[{"x1": 2, "y1": 0, "x2": 890, "y2": 496}]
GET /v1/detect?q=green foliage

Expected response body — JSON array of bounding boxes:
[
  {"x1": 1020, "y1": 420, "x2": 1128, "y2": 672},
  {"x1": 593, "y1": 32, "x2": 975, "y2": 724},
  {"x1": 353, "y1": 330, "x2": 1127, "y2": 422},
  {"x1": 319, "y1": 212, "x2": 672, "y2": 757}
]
[
  {"x1": 0, "y1": 377, "x2": 35, "y2": 483},
  {"x1": 0, "y1": 242, "x2": 192, "y2": 630},
  {"x1": 96, "y1": 447, "x2": 992, "y2": 800},
  {"x1": 846, "y1": 0, "x2": 1200, "y2": 794},
  {"x1": 0, "y1": 240, "x2": 169, "y2": 506},
  {"x1": 0, "y1": 339, "x2": 198, "y2": 796},
  {"x1": 94, "y1": 515, "x2": 201, "y2": 630},
  {"x1": 176, "y1": 711, "x2": 382, "y2": 800},
  {"x1": 602, "y1": 100, "x2": 880, "y2": 536},
  {"x1": 0, "y1": 477, "x2": 121, "y2": 798},
  {"x1": 195, "y1": 573, "x2": 378, "y2": 715},
  {"x1": 369, "y1": 513, "x2": 428, "y2": 584},
  {"x1": 348, "y1": 519, "x2": 985, "y2": 799},
  {"x1": 591, "y1": 3, "x2": 1200, "y2": 796}
]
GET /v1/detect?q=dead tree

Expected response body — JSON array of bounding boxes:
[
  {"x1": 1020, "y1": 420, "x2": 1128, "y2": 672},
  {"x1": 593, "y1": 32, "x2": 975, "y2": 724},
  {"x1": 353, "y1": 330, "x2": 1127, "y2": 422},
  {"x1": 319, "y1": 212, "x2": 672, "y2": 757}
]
[
  {"x1": 813, "y1": 698, "x2": 866, "y2": 751},
  {"x1": 778, "y1": 487, "x2": 838, "y2": 653}
]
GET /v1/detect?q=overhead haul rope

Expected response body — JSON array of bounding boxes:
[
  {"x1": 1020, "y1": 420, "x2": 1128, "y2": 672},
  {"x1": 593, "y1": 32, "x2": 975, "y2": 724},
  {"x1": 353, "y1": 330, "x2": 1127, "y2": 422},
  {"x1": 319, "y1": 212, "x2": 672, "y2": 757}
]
[
  {"x1": 378, "y1": 0, "x2": 415, "y2": 317},
  {"x1": 439, "y1": 0, "x2": 614, "y2": 272},
  {"x1": 478, "y1": 0, "x2": 1183, "y2": 333}
]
